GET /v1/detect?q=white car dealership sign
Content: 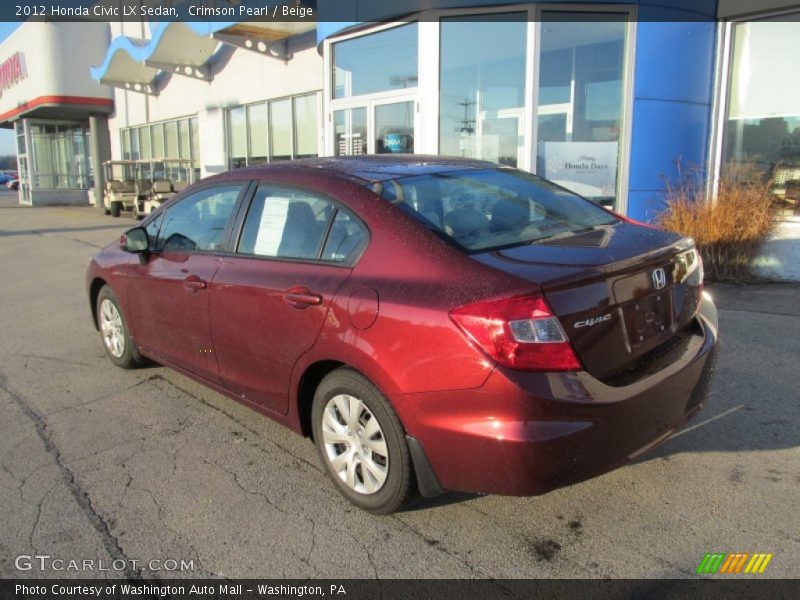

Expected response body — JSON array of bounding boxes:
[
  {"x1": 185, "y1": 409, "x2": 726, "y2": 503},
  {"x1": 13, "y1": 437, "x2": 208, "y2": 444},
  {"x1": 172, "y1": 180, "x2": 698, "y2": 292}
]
[{"x1": 541, "y1": 142, "x2": 618, "y2": 198}]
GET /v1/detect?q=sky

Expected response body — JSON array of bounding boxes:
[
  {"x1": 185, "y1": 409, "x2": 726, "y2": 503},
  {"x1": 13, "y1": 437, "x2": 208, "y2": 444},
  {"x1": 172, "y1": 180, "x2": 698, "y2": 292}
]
[{"x1": 0, "y1": 23, "x2": 21, "y2": 156}]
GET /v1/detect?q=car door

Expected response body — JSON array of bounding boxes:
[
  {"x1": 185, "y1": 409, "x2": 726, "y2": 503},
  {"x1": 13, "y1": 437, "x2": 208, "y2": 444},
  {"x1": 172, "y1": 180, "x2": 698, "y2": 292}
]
[
  {"x1": 125, "y1": 183, "x2": 244, "y2": 382},
  {"x1": 210, "y1": 182, "x2": 368, "y2": 414}
]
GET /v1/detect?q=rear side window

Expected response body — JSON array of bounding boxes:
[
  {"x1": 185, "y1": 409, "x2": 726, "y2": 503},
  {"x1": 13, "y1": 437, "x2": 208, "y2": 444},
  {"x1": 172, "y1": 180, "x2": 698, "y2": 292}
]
[
  {"x1": 322, "y1": 211, "x2": 368, "y2": 262},
  {"x1": 370, "y1": 168, "x2": 618, "y2": 252},
  {"x1": 237, "y1": 185, "x2": 367, "y2": 264},
  {"x1": 157, "y1": 185, "x2": 241, "y2": 252}
]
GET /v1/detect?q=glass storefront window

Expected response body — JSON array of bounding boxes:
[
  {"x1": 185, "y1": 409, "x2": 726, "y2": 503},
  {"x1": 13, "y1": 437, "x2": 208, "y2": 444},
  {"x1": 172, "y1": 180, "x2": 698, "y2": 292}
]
[
  {"x1": 129, "y1": 128, "x2": 140, "y2": 160},
  {"x1": 16, "y1": 121, "x2": 26, "y2": 155},
  {"x1": 151, "y1": 124, "x2": 164, "y2": 158},
  {"x1": 28, "y1": 121, "x2": 89, "y2": 189},
  {"x1": 225, "y1": 93, "x2": 319, "y2": 167},
  {"x1": 178, "y1": 120, "x2": 191, "y2": 160},
  {"x1": 535, "y1": 12, "x2": 627, "y2": 206},
  {"x1": 375, "y1": 101, "x2": 414, "y2": 154},
  {"x1": 334, "y1": 107, "x2": 367, "y2": 156},
  {"x1": 190, "y1": 117, "x2": 200, "y2": 175},
  {"x1": 139, "y1": 126, "x2": 151, "y2": 159},
  {"x1": 123, "y1": 117, "x2": 199, "y2": 174},
  {"x1": 228, "y1": 106, "x2": 247, "y2": 168},
  {"x1": 164, "y1": 120, "x2": 179, "y2": 158},
  {"x1": 439, "y1": 14, "x2": 527, "y2": 167},
  {"x1": 248, "y1": 103, "x2": 268, "y2": 165},
  {"x1": 722, "y1": 14, "x2": 800, "y2": 215},
  {"x1": 121, "y1": 129, "x2": 131, "y2": 161},
  {"x1": 269, "y1": 98, "x2": 293, "y2": 161},
  {"x1": 333, "y1": 23, "x2": 418, "y2": 99},
  {"x1": 294, "y1": 94, "x2": 318, "y2": 159}
]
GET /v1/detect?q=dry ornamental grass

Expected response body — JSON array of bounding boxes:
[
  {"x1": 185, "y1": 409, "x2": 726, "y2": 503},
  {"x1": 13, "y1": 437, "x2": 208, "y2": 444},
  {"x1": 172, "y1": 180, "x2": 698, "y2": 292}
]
[{"x1": 656, "y1": 168, "x2": 777, "y2": 282}]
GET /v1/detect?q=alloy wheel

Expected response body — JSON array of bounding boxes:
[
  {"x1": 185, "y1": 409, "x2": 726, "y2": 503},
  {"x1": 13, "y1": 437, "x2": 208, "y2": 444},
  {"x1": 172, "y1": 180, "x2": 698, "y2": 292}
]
[
  {"x1": 99, "y1": 298, "x2": 125, "y2": 358},
  {"x1": 321, "y1": 394, "x2": 389, "y2": 494}
]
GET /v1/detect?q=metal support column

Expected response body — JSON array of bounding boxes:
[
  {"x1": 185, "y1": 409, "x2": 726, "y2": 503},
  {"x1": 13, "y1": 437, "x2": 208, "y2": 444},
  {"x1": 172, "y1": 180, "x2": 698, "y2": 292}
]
[{"x1": 89, "y1": 115, "x2": 111, "y2": 212}]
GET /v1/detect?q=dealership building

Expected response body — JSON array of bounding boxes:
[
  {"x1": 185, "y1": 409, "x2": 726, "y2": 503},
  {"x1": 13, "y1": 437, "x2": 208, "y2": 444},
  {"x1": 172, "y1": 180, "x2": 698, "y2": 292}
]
[{"x1": 0, "y1": 0, "x2": 798, "y2": 276}]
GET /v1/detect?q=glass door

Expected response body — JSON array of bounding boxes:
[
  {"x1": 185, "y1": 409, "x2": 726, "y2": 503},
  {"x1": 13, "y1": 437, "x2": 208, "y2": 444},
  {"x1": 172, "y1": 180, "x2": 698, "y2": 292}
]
[
  {"x1": 374, "y1": 99, "x2": 416, "y2": 154},
  {"x1": 333, "y1": 97, "x2": 418, "y2": 156},
  {"x1": 333, "y1": 107, "x2": 368, "y2": 156}
]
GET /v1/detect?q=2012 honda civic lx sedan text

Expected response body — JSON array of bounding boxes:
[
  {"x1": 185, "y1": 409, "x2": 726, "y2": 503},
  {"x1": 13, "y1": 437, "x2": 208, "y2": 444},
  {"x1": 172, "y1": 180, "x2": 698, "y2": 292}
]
[{"x1": 86, "y1": 156, "x2": 718, "y2": 514}]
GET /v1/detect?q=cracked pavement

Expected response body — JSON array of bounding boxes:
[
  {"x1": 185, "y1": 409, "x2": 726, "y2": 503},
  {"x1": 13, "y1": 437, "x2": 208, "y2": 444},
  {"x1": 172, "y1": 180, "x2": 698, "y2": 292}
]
[{"x1": 0, "y1": 190, "x2": 798, "y2": 579}]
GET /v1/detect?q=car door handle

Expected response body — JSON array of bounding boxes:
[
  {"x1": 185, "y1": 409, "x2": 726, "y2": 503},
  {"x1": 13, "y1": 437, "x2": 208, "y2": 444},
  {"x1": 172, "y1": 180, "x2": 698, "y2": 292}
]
[
  {"x1": 183, "y1": 276, "x2": 207, "y2": 291},
  {"x1": 284, "y1": 287, "x2": 323, "y2": 308}
]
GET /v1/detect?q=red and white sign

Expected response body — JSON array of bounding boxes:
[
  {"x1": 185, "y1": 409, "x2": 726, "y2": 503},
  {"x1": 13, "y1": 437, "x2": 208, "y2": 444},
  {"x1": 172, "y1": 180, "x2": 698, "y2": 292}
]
[{"x1": 0, "y1": 52, "x2": 27, "y2": 97}]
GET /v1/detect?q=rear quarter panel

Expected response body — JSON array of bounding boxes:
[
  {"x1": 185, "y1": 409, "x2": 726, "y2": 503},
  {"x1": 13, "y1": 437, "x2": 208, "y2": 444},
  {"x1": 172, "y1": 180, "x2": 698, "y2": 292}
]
[{"x1": 286, "y1": 179, "x2": 537, "y2": 413}]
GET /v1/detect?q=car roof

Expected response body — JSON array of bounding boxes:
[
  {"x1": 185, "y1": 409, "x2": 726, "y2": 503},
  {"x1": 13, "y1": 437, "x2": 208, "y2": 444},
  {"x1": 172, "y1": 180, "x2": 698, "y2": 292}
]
[{"x1": 224, "y1": 155, "x2": 498, "y2": 184}]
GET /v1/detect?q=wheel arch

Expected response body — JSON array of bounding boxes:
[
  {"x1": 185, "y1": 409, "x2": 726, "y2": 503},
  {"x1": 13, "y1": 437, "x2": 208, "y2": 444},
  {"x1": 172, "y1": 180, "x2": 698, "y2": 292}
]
[
  {"x1": 89, "y1": 277, "x2": 108, "y2": 329},
  {"x1": 293, "y1": 349, "x2": 406, "y2": 440},
  {"x1": 296, "y1": 359, "x2": 346, "y2": 439}
]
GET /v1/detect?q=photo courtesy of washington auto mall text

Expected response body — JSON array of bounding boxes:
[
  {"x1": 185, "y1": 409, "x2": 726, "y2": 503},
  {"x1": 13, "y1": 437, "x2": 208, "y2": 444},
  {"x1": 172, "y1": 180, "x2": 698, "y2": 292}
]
[{"x1": 12, "y1": 583, "x2": 345, "y2": 598}]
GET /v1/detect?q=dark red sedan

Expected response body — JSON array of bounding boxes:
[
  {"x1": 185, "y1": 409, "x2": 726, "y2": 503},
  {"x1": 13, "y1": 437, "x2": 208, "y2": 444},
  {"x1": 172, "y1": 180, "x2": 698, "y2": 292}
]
[{"x1": 86, "y1": 156, "x2": 718, "y2": 514}]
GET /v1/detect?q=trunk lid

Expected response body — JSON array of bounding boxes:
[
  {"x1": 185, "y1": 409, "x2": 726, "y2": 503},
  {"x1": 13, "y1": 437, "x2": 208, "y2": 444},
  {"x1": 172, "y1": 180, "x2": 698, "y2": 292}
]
[{"x1": 471, "y1": 222, "x2": 704, "y2": 380}]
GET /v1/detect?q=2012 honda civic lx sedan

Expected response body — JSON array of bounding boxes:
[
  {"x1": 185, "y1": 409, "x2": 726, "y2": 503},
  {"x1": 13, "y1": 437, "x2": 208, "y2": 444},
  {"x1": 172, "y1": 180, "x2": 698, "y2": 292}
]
[{"x1": 86, "y1": 156, "x2": 718, "y2": 514}]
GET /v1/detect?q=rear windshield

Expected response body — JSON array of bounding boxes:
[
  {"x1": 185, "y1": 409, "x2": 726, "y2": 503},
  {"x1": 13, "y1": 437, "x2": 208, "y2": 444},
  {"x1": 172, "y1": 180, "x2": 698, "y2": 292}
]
[{"x1": 369, "y1": 168, "x2": 618, "y2": 252}]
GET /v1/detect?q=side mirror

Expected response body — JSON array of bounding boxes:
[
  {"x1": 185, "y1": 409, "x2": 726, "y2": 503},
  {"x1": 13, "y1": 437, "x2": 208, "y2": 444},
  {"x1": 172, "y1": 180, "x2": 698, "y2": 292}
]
[{"x1": 121, "y1": 227, "x2": 149, "y2": 254}]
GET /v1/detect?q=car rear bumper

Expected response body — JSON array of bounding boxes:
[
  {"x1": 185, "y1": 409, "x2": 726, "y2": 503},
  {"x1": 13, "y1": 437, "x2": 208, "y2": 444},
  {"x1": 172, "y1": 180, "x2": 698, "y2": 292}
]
[{"x1": 396, "y1": 296, "x2": 719, "y2": 497}]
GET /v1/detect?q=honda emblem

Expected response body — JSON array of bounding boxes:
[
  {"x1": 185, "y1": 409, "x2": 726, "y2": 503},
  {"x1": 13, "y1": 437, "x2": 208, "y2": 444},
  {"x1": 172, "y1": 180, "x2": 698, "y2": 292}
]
[{"x1": 652, "y1": 268, "x2": 667, "y2": 290}]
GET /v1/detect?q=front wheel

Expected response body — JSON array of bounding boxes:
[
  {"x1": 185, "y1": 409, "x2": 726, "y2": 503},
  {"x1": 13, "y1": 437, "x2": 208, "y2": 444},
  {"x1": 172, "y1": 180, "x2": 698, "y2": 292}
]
[
  {"x1": 96, "y1": 286, "x2": 142, "y2": 369},
  {"x1": 311, "y1": 368, "x2": 417, "y2": 514}
]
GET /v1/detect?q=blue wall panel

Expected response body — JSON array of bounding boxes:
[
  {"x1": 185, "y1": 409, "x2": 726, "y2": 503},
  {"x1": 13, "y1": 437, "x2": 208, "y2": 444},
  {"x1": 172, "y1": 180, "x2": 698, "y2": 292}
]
[
  {"x1": 628, "y1": 99, "x2": 712, "y2": 192},
  {"x1": 626, "y1": 19, "x2": 717, "y2": 221},
  {"x1": 633, "y1": 21, "x2": 716, "y2": 105}
]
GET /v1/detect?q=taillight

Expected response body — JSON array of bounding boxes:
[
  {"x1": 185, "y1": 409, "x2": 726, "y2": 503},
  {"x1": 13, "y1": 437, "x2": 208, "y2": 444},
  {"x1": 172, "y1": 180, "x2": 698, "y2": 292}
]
[{"x1": 449, "y1": 294, "x2": 582, "y2": 372}]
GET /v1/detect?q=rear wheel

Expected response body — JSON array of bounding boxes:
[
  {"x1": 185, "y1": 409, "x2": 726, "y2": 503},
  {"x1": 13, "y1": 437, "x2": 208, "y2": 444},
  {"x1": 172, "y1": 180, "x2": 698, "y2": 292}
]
[
  {"x1": 96, "y1": 286, "x2": 142, "y2": 369},
  {"x1": 311, "y1": 368, "x2": 417, "y2": 514},
  {"x1": 110, "y1": 201, "x2": 121, "y2": 218}
]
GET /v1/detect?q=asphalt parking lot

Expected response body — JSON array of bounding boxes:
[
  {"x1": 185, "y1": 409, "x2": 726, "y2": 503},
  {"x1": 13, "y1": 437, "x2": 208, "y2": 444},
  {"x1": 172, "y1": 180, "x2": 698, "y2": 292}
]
[{"x1": 1, "y1": 189, "x2": 798, "y2": 580}]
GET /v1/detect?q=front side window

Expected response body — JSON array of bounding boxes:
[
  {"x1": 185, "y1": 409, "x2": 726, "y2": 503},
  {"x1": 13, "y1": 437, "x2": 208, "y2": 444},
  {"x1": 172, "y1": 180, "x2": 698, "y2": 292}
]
[
  {"x1": 144, "y1": 212, "x2": 163, "y2": 246},
  {"x1": 238, "y1": 185, "x2": 366, "y2": 263},
  {"x1": 157, "y1": 185, "x2": 242, "y2": 253},
  {"x1": 333, "y1": 23, "x2": 418, "y2": 99},
  {"x1": 371, "y1": 168, "x2": 618, "y2": 252}
]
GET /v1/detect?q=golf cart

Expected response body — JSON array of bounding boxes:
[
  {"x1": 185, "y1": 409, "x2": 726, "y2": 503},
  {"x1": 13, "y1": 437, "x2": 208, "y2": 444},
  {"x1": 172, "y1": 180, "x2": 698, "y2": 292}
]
[
  {"x1": 138, "y1": 158, "x2": 194, "y2": 215},
  {"x1": 102, "y1": 161, "x2": 142, "y2": 218}
]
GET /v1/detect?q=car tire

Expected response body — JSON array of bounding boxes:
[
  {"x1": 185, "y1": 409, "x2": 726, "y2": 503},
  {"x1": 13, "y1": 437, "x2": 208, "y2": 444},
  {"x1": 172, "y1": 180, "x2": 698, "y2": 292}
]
[
  {"x1": 104, "y1": 208, "x2": 111, "y2": 216},
  {"x1": 110, "y1": 202, "x2": 122, "y2": 218},
  {"x1": 311, "y1": 368, "x2": 417, "y2": 514},
  {"x1": 96, "y1": 285, "x2": 143, "y2": 369}
]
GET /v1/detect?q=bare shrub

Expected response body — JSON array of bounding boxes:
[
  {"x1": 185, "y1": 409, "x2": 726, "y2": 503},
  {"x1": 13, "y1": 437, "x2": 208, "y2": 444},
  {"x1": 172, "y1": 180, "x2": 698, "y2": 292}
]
[{"x1": 656, "y1": 165, "x2": 776, "y2": 282}]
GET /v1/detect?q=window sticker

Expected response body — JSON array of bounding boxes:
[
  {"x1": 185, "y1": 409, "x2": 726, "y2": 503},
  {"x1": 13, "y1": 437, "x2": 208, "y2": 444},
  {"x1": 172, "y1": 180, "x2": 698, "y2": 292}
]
[{"x1": 253, "y1": 196, "x2": 290, "y2": 256}]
